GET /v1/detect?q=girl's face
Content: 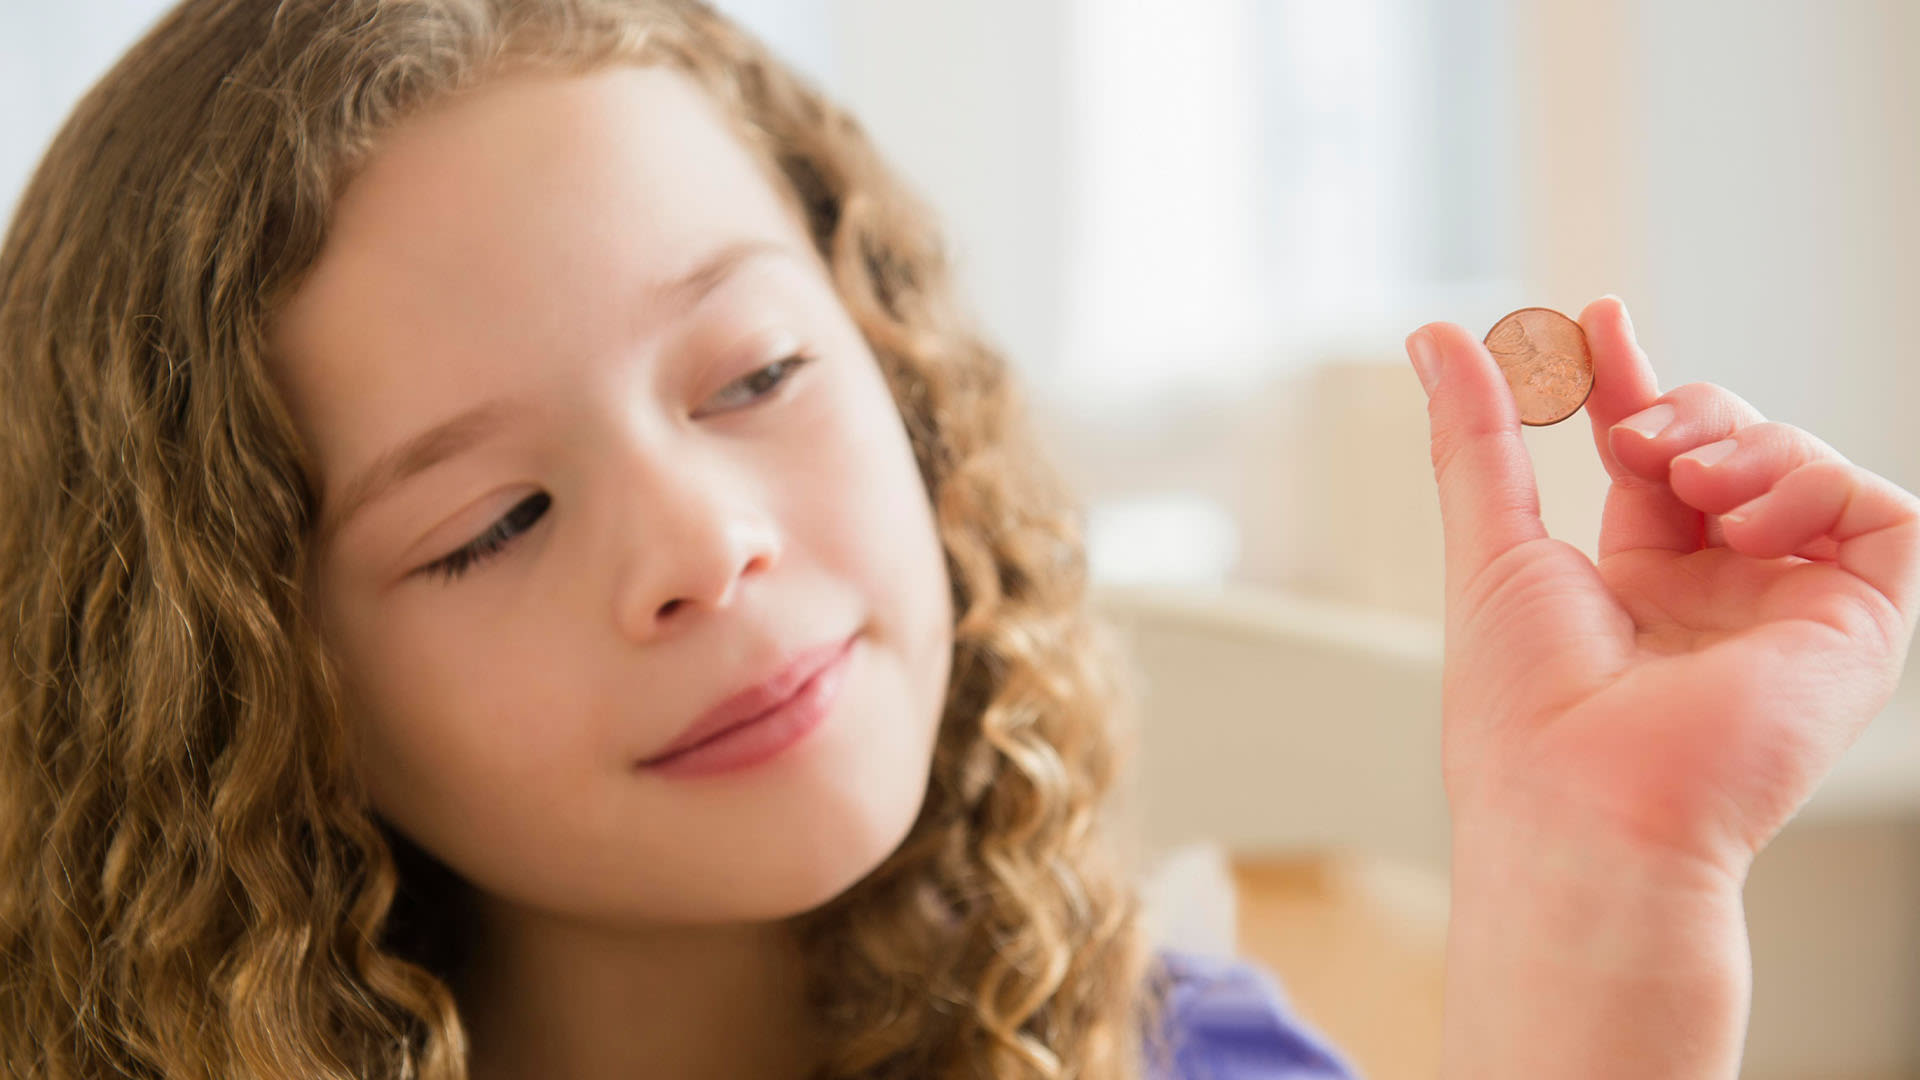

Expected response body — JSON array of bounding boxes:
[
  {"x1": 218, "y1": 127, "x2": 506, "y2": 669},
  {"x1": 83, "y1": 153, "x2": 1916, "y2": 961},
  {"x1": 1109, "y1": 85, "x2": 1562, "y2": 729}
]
[{"x1": 268, "y1": 65, "x2": 953, "y2": 926}]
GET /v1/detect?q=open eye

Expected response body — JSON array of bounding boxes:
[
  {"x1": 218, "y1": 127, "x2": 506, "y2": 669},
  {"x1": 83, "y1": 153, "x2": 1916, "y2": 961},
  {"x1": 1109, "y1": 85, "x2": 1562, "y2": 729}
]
[{"x1": 701, "y1": 350, "x2": 816, "y2": 414}]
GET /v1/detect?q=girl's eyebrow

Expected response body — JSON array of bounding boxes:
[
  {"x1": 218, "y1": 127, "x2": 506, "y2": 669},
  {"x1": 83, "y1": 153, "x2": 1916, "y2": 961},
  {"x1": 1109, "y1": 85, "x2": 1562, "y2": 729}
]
[{"x1": 315, "y1": 235, "x2": 795, "y2": 547}]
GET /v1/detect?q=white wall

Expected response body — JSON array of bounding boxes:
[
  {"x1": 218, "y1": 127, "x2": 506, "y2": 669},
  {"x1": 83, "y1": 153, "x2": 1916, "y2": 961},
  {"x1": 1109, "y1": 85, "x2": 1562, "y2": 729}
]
[{"x1": 1635, "y1": 0, "x2": 1920, "y2": 484}]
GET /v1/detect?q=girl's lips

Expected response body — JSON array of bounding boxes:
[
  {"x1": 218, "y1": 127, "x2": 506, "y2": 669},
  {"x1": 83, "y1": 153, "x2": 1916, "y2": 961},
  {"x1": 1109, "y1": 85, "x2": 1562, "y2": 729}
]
[
  {"x1": 642, "y1": 630, "x2": 859, "y2": 763},
  {"x1": 639, "y1": 634, "x2": 857, "y2": 777}
]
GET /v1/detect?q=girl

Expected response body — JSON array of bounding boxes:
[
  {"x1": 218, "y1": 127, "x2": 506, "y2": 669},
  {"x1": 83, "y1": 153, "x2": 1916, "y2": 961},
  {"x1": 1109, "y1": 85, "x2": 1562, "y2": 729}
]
[{"x1": 1, "y1": 2, "x2": 1914, "y2": 1078}]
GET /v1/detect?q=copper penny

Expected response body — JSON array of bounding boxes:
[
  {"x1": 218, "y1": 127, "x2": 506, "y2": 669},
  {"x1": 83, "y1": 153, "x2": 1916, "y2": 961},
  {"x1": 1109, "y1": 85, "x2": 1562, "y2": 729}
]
[{"x1": 1482, "y1": 307, "x2": 1595, "y2": 426}]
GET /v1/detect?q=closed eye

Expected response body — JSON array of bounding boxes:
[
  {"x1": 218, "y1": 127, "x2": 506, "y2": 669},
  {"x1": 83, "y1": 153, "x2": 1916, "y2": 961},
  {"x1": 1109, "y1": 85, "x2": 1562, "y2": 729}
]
[
  {"x1": 417, "y1": 490, "x2": 550, "y2": 584},
  {"x1": 413, "y1": 351, "x2": 817, "y2": 585}
]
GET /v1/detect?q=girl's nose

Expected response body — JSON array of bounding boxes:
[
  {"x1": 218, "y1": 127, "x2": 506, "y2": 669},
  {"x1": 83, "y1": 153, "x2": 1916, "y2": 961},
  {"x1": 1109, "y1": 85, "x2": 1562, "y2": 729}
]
[{"x1": 608, "y1": 472, "x2": 783, "y2": 639}]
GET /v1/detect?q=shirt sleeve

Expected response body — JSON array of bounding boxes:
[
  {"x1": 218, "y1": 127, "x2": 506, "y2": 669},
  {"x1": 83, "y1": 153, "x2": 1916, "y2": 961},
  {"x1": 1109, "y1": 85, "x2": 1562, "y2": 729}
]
[{"x1": 1147, "y1": 948, "x2": 1366, "y2": 1080}]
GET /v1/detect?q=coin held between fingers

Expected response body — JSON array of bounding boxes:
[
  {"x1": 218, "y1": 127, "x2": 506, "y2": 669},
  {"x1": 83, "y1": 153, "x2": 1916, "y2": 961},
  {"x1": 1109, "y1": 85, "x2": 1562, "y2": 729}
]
[{"x1": 1484, "y1": 307, "x2": 1596, "y2": 426}]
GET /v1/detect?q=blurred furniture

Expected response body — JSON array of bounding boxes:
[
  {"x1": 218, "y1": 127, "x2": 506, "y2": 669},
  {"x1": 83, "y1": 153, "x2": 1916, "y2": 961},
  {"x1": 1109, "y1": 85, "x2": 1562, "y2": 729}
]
[{"x1": 1099, "y1": 578, "x2": 1452, "y2": 1079}]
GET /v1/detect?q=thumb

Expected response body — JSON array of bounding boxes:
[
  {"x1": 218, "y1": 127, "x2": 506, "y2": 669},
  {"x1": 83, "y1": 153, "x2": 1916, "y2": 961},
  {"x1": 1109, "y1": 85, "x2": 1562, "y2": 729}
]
[{"x1": 1406, "y1": 322, "x2": 1549, "y2": 602}]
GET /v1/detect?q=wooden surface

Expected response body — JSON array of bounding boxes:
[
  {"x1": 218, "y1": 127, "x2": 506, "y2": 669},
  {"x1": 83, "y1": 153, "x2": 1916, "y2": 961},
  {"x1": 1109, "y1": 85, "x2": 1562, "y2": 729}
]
[{"x1": 1230, "y1": 850, "x2": 1449, "y2": 1080}]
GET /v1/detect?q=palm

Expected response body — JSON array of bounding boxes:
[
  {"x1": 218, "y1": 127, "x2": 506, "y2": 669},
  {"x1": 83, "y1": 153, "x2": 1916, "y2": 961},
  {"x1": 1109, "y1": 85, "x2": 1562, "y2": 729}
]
[
  {"x1": 1446, "y1": 538, "x2": 1897, "y2": 873},
  {"x1": 1414, "y1": 298, "x2": 1920, "y2": 878}
]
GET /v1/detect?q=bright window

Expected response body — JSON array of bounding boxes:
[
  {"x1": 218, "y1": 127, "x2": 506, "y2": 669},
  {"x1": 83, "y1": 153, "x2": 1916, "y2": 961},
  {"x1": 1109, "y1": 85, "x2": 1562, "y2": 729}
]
[{"x1": 1056, "y1": 0, "x2": 1519, "y2": 409}]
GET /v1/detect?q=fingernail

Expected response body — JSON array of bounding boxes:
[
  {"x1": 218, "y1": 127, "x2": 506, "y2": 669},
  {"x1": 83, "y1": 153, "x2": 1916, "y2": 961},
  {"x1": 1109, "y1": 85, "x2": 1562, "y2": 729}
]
[
  {"x1": 1614, "y1": 402, "x2": 1676, "y2": 439},
  {"x1": 1676, "y1": 438, "x2": 1740, "y2": 468},
  {"x1": 1407, "y1": 331, "x2": 1441, "y2": 396}
]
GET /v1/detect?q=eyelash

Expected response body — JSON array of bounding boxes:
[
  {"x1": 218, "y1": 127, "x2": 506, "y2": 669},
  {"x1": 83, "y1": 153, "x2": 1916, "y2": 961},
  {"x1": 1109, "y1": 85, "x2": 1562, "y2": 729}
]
[{"x1": 417, "y1": 350, "x2": 817, "y2": 584}]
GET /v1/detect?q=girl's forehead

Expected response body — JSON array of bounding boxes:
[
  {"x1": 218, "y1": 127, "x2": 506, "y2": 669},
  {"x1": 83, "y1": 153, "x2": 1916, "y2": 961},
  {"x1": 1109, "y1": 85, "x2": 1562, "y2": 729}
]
[
  {"x1": 270, "y1": 63, "x2": 814, "y2": 390},
  {"x1": 320, "y1": 65, "x2": 791, "y2": 273}
]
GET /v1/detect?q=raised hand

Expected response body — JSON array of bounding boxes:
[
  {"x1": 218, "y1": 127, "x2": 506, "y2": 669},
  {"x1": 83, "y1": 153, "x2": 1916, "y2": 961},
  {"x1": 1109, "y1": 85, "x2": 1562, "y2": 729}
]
[{"x1": 1405, "y1": 295, "x2": 1920, "y2": 881}]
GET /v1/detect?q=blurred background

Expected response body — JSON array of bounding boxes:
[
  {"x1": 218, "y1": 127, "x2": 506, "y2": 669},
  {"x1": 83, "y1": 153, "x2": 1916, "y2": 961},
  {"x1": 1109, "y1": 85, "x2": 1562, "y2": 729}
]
[{"x1": 5, "y1": 2, "x2": 1918, "y2": 1078}]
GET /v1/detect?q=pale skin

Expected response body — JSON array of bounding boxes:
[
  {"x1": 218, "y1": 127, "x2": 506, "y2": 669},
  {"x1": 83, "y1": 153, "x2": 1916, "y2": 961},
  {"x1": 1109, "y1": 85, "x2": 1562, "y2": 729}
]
[
  {"x1": 267, "y1": 66, "x2": 955, "y2": 1080},
  {"x1": 1407, "y1": 300, "x2": 1920, "y2": 1078}
]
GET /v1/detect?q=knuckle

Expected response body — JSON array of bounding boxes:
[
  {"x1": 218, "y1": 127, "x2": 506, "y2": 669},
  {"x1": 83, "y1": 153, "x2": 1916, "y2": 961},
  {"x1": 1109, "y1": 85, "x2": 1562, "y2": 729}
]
[
  {"x1": 1757, "y1": 422, "x2": 1845, "y2": 467},
  {"x1": 1666, "y1": 381, "x2": 1719, "y2": 405},
  {"x1": 1826, "y1": 585, "x2": 1904, "y2": 660},
  {"x1": 1669, "y1": 381, "x2": 1766, "y2": 427},
  {"x1": 1788, "y1": 457, "x2": 1854, "y2": 487},
  {"x1": 1901, "y1": 487, "x2": 1920, "y2": 525},
  {"x1": 1429, "y1": 426, "x2": 1469, "y2": 479},
  {"x1": 1428, "y1": 415, "x2": 1510, "y2": 480}
]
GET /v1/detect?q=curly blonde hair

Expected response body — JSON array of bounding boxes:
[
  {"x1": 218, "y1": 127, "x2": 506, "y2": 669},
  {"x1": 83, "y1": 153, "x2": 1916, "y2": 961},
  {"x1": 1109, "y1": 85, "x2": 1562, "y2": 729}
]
[{"x1": 0, "y1": 1, "x2": 1180, "y2": 1076}]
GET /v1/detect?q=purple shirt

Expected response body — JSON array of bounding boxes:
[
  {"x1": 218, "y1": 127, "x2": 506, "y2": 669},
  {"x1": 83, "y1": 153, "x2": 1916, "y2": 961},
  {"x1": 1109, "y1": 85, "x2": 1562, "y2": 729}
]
[{"x1": 1147, "y1": 948, "x2": 1364, "y2": 1079}]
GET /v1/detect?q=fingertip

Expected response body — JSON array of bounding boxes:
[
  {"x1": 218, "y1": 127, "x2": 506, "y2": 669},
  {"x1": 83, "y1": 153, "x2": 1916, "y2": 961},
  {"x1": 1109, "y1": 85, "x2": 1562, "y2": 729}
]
[
  {"x1": 1408, "y1": 323, "x2": 1490, "y2": 390},
  {"x1": 1581, "y1": 297, "x2": 1662, "y2": 428},
  {"x1": 1580, "y1": 294, "x2": 1633, "y2": 342},
  {"x1": 1609, "y1": 295, "x2": 1636, "y2": 341},
  {"x1": 1425, "y1": 320, "x2": 1481, "y2": 350}
]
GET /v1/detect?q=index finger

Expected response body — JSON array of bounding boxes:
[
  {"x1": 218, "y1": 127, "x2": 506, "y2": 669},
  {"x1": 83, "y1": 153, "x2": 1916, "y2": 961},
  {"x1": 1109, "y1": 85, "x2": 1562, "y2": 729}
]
[{"x1": 1578, "y1": 295, "x2": 1663, "y2": 480}]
